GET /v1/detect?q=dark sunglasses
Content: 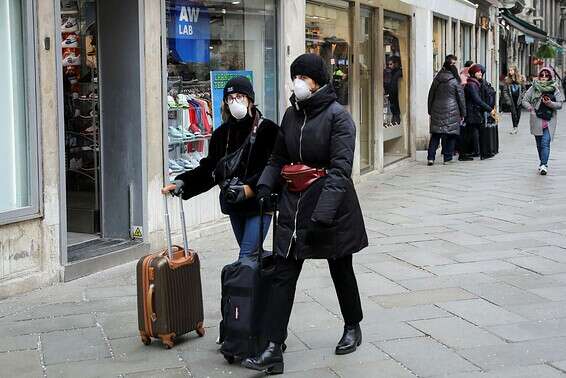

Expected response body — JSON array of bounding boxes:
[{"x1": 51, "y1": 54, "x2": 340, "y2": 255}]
[{"x1": 540, "y1": 73, "x2": 550, "y2": 78}]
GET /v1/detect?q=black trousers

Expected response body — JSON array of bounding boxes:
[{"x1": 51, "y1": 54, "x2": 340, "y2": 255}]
[
  {"x1": 460, "y1": 123, "x2": 480, "y2": 158},
  {"x1": 427, "y1": 133, "x2": 456, "y2": 161},
  {"x1": 265, "y1": 254, "x2": 363, "y2": 344},
  {"x1": 511, "y1": 108, "x2": 521, "y2": 128}
]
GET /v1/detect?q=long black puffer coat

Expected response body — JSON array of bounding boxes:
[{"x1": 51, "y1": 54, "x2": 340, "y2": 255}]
[
  {"x1": 175, "y1": 109, "x2": 278, "y2": 216},
  {"x1": 258, "y1": 85, "x2": 368, "y2": 260},
  {"x1": 465, "y1": 78, "x2": 493, "y2": 125},
  {"x1": 428, "y1": 68, "x2": 466, "y2": 134}
]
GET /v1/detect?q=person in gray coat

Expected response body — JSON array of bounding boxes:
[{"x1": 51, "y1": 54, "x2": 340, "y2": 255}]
[
  {"x1": 427, "y1": 55, "x2": 466, "y2": 165},
  {"x1": 521, "y1": 67, "x2": 564, "y2": 175}
]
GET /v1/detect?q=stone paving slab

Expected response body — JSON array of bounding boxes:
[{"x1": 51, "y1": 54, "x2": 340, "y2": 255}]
[
  {"x1": 42, "y1": 326, "x2": 111, "y2": 365},
  {"x1": 370, "y1": 287, "x2": 476, "y2": 308},
  {"x1": 436, "y1": 364, "x2": 565, "y2": 378},
  {"x1": 376, "y1": 337, "x2": 481, "y2": 377},
  {"x1": 0, "y1": 350, "x2": 43, "y2": 378},
  {"x1": 438, "y1": 299, "x2": 527, "y2": 326}
]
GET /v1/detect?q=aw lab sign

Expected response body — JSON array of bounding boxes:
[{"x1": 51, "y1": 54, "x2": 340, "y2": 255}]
[{"x1": 168, "y1": 0, "x2": 211, "y2": 63}]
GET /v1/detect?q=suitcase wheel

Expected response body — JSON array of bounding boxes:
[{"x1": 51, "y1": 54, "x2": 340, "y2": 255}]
[
  {"x1": 196, "y1": 322, "x2": 205, "y2": 337},
  {"x1": 224, "y1": 355, "x2": 235, "y2": 364},
  {"x1": 160, "y1": 334, "x2": 175, "y2": 349},
  {"x1": 140, "y1": 334, "x2": 151, "y2": 346}
]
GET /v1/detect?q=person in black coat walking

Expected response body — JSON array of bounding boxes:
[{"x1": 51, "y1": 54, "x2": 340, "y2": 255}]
[
  {"x1": 386, "y1": 56, "x2": 403, "y2": 125},
  {"x1": 242, "y1": 53, "x2": 368, "y2": 375},
  {"x1": 162, "y1": 76, "x2": 278, "y2": 259},
  {"x1": 427, "y1": 55, "x2": 466, "y2": 165},
  {"x1": 461, "y1": 64, "x2": 496, "y2": 160}
]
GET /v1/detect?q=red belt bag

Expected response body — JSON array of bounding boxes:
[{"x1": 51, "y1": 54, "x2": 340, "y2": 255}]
[{"x1": 281, "y1": 164, "x2": 327, "y2": 192}]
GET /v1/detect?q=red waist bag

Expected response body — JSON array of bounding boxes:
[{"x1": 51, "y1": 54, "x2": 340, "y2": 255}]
[{"x1": 281, "y1": 164, "x2": 327, "y2": 192}]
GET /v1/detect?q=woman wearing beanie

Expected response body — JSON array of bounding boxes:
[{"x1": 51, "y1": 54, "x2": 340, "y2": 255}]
[
  {"x1": 161, "y1": 76, "x2": 278, "y2": 259},
  {"x1": 242, "y1": 53, "x2": 368, "y2": 375},
  {"x1": 461, "y1": 64, "x2": 496, "y2": 160},
  {"x1": 501, "y1": 65, "x2": 525, "y2": 135},
  {"x1": 427, "y1": 54, "x2": 466, "y2": 165},
  {"x1": 521, "y1": 67, "x2": 564, "y2": 175}
]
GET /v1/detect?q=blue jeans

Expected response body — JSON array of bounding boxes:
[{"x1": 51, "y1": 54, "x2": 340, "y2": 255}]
[
  {"x1": 535, "y1": 128, "x2": 551, "y2": 166},
  {"x1": 229, "y1": 214, "x2": 272, "y2": 259}
]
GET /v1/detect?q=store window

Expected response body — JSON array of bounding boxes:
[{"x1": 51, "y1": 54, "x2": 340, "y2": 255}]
[
  {"x1": 461, "y1": 23, "x2": 472, "y2": 63},
  {"x1": 359, "y1": 6, "x2": 373, "y2": 172},
  {"x1": 305, "y1": 1, "x2": 350, "y2": 106},
  {"x1": 165, "y1": 0, "x2": 277, "y2": 182},
  {"x1": 0, "y1": 0, "x2": 39, "y2": 223},
  {"x1": 383, "y1": 10, "x2": 410, "y2": 166},
  {"x1": 433, "y1": 17, "x2": 447, "y2": 76}
]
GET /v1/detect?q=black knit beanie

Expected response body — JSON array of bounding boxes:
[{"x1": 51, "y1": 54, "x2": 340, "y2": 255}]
[
  {"x1": 290, "y1": 53, "x2": 330, "y2": 86},
  {"x1": 223, "y1": 76, "x2": 255, "y2": 102}
]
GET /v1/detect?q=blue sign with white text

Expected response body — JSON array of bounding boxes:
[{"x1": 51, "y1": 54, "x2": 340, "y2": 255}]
[
  {"x1": 167, "y1": 0, "x2": 210, "y2": 63},
  {"x1": 211, "y1": 70, "x2": 254, "y2": 130}
]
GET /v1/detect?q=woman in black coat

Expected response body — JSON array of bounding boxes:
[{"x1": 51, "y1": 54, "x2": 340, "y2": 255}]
[
  {"x1": 427, "y1": 55, "x2": 466, "y2": 165},
  {"x1": 242, "y1": 54, "x2": 368, "y2": 375},
  {"x1": 461, "y1": 64, "x2": 495, "y2": 160},
  {"x1": 162, "y1": 77, "x2": 278, "y2": 259}
]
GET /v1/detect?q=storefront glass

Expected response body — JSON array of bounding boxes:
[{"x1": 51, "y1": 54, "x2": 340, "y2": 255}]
[
  {"x1": 383, "y1": 10, "x2": 410, "y2": 165},
  {"x1": 60, "y1": 0, "x2": 102, "y2": 238},
  {"x1": 305, "y1": 1, "x2": 350, "y2": 106},
  {"x1": 433, "y1": 17, "x2": 446, "y2": 76},
  {"x1": 0, "y1": 0, "x2": 34, "y2": 217},
  {"x1": 165, "y1": 0, "x2": 277, "y2": 183},
  {"x1": 461, "y1": 23, "x2": 472, "y2": 63},
  {"x1": 359, "y1": 7, "x2": 373, "y2": 172}
]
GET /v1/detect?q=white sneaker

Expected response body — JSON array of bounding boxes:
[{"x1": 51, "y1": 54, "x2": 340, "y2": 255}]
[
  {"x1": 61, "y1": 17, "x2": 78, "y2": 32},
  {"x1": 62, "y1": 34, "x2": 79, "y2": 48},
  {"x1": 539, "y1": 165, "x2": 548, "y2": 175},
  {"x1": 62, "y1": 52, "x2": 81, "y2": 66},
  {"x1": 509, "y1": 128, "x2": 518, "y2": 135}
]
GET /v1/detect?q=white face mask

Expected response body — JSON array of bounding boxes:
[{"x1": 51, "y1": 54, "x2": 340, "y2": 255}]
[
  {"x1": 293, "y1": 78, "x2": 313, "y2": 101},
  {"x1": 228, "y1": 99, "x2": 249, "y2": 120}
]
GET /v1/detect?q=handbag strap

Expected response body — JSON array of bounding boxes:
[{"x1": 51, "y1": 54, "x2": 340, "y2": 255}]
[{"x1": 243, "y1": 113, "x2": 263, "y2": 177}]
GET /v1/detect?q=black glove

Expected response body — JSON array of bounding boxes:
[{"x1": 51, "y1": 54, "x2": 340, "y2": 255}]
[
  {"x1": 305, "y1": 219, "x2": 333, "y2": 246},
  {"x1": 171, "y1": 180, "x2": 185, "y2": 197},
  {"x1": 256, "y1": 185, "x2": 273, "y2": 211}
]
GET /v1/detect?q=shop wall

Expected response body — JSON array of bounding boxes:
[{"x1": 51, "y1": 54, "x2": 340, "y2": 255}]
[{"x1": 0, "y1": 0, "x2": 62, "y2": 298}]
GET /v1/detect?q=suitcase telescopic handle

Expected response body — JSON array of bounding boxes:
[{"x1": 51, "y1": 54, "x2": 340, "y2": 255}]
[
  {"x1": 162, "y1": 192, "x2": 190, "y2": 260},
  {"x1": 258, "y1": 193, "x2": 278, "y2": 268}
]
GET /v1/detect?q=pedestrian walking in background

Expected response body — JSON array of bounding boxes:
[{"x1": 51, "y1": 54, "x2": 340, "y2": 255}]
[
  {"x1": 460, "y1": 60, "x2": 474, "y2": 85},
  {"x1": 500, "y1": 65, "x2": 525, "y2": 135},
  {"x1": 427, "y1": 55, "x2": 466, "y2": 165},
  {"x1": 161, "y1": 77, "x2": 279, "y2": 259},
  {"x1": 242, "y1": 53, "x2": 368, "y2": 375},
  {"x1": 460, "y1": 64, "x2": 496, "y2": 161},
  {"x1": 521, "y1": 67, "x2": 564, "y2": 175}
]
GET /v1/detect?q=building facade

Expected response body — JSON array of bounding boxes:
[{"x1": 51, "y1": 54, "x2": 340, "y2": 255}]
[{"x1": 1, "y1": 0, "x2": 481, "y2": 297}]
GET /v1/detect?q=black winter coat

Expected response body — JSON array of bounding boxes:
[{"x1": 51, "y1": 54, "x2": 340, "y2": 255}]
[
  {"x1": 464, "y1": 78, "x2": 493, "y2": 125},
  {"x1": 258, "y1": 85, "x2": 368, "y2": 260},
  {"x1": 175, "y1": 110, "x2": 278, "y2": 216},
  {"x1": 428, "y1": 68, "x2": 466, "y2": 135}
]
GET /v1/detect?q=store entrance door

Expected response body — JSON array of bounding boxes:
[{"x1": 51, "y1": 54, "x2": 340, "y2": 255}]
[{"x1": 60, "y1": 0, "x2": 147, "y2": 273}]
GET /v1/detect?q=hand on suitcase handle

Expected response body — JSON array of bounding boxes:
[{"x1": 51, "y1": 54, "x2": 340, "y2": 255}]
[{"x1": 161, "y1": 180, "x2": 184, "y2": 197}]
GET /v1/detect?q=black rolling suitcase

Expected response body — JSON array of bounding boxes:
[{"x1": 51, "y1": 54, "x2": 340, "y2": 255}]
[
  {"x1": 219, "y1": 196, "x2": 278, "y2": 364},
  {"x1": 480, "y1": 113, "x2": 499, "y2": 159}
]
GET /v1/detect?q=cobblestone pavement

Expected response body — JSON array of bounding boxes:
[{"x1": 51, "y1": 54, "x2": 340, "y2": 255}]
[{"x1": 2, "y1": 111, "x2": 566, "y2": 377}]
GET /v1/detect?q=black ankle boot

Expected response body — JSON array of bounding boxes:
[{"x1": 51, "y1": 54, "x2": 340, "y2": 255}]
[
  {"x1": 335, "y1": 323, "x2": 362, "y2": 355},
  {"x1": 241, "y1": 342, "x2": 284, "y2": 375}
]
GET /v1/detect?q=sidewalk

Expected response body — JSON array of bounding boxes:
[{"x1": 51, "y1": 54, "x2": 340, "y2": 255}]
[{"x1": 2, "y1": 111, "x2": 566, "y2": 377}]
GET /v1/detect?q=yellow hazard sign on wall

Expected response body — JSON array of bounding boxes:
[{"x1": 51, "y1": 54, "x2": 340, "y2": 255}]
[{"x1": 131, "y1": 226, "x2": 143, "y2": 239}]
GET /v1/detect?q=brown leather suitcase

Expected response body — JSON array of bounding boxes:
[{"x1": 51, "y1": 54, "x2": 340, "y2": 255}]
[{"x1": 137, "y1": 195, "x2": 205, "y2": 349}]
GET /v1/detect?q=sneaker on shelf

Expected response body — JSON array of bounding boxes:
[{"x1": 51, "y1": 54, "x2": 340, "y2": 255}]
[
  {"x1": 169, "y1": 159, "x2": 184, "y2": 173},
  {"x1": 62, "y1": 34, "x2": 79, "y2": 48},
  {"x1": 62, "y1": 52, "x2": 81, "y2": 67},
  {"x1": 61, "y1": 17, "x2": 78, "y2": 32},
  {"x1": 539, "y1": 165, "x2": 548, "y2": 175},
  {"x1": 79, "y1": 110, "x2": 97, "y2": 119},
  {"x1": 61, "y1": 0, "x2": 78, "y2": 14},
  {"x1": 167, "y1": 95, "x2": 178, "y2": 109},
  {"x1": 82, "y1": 125, "x2": 98, "y2": 134},
  {"x1": 168, "y1": 126, "x2": 184, "y2": 138},
  {"x1": 177, "y1": 94, "x2": 190, "y2": 108}
]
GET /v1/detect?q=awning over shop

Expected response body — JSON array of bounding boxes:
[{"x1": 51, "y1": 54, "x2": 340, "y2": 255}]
[{"x1": 500, "y1": 8, "x2": 547, "y2": 40}]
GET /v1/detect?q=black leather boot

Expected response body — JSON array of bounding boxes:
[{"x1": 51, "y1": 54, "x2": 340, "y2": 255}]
[
  {"x1": 335, "y1": 323, "x2": 362, "y2": 355},
  {"x1": 241, "y1": 342, "x2": 284, "y2": 375}
]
